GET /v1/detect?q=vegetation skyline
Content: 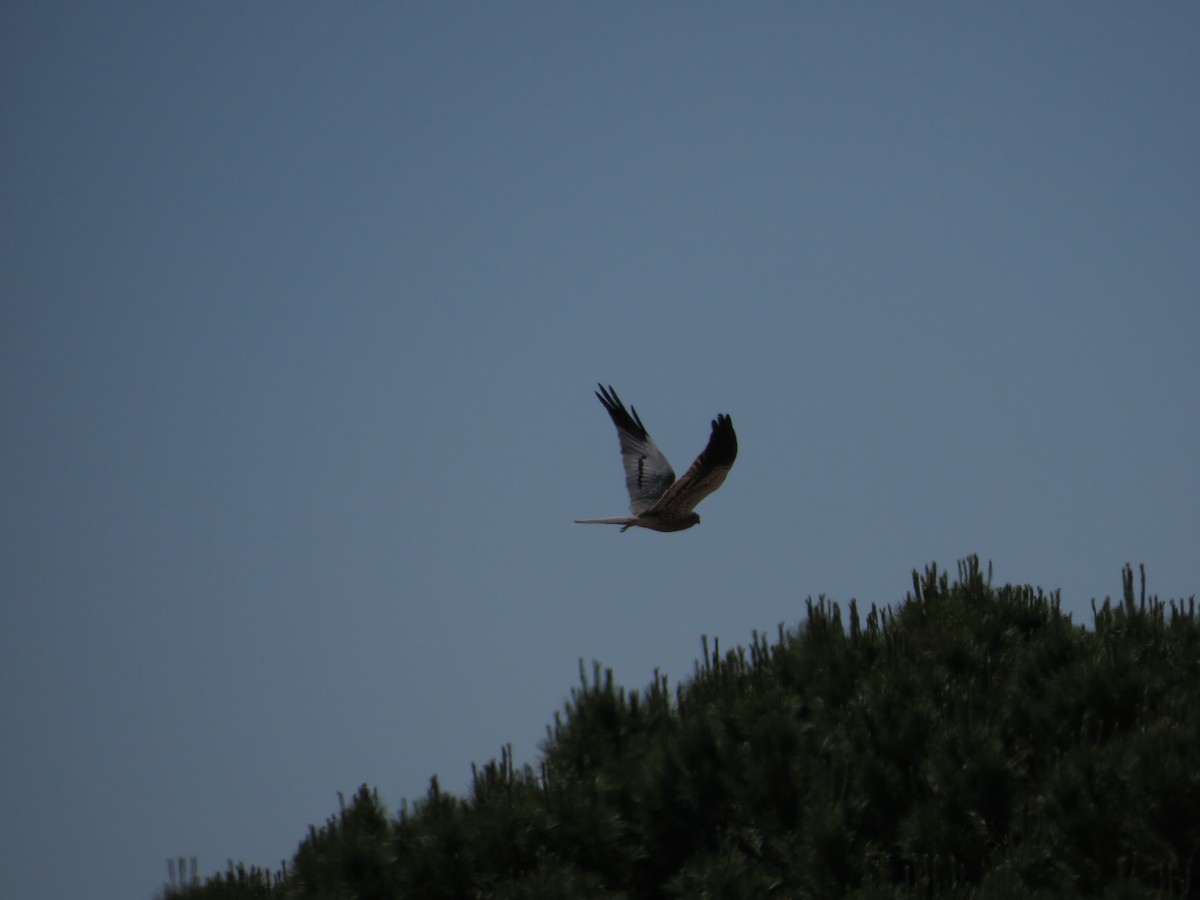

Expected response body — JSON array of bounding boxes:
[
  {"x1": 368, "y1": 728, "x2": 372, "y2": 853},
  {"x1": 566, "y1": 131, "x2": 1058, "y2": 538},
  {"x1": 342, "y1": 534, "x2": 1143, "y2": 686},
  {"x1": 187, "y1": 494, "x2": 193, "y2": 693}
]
[{"x1": 161, "y1": 558, "x2": 1199, "y2": 899}]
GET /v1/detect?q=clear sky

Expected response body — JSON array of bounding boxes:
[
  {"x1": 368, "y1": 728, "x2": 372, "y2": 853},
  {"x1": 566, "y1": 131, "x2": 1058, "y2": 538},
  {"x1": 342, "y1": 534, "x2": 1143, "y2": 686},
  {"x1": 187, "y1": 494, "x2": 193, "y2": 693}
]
[{"x1": 2, "y1": 4, "x2": 1197, "y2": 899}]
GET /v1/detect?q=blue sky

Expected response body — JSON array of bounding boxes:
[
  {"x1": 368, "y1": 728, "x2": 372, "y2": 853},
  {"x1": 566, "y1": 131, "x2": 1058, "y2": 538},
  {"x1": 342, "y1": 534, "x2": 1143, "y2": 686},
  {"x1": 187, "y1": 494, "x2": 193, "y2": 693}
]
[{"x1": 2, "y1": 4, "x2": 1197, "y2": 898}]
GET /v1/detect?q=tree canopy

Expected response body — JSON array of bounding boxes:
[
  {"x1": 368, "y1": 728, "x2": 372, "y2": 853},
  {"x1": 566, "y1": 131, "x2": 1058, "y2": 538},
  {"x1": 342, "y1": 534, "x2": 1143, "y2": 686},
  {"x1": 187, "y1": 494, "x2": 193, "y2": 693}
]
[{"x1": 161, "y1": 558, "x2": 1200, "y2": 899}]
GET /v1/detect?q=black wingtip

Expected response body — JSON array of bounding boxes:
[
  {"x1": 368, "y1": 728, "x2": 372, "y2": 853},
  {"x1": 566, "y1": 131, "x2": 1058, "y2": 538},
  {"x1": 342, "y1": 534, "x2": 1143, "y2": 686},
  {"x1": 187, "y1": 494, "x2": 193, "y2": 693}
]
[
  {"x1": 707, "y1": 413, "x2": 738, "y2": 466},
  {"x1": 594, "y1": 383, "x2": 649, "y2": 438}
]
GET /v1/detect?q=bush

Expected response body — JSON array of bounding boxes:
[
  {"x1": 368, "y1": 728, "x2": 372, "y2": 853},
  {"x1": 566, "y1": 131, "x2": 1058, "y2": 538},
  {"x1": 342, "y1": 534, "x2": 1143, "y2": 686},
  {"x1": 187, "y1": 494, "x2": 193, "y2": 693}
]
[{"x1": 162, "y1": 558, "x2": 1200, "y2": 899}]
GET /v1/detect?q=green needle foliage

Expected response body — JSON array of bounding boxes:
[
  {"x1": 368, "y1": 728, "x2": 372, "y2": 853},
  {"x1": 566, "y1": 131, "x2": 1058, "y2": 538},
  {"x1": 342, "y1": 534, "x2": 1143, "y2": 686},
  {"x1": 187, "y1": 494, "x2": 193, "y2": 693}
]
[{"x1": 161, "y1": 558, "x2": 1200, "y2": 899}]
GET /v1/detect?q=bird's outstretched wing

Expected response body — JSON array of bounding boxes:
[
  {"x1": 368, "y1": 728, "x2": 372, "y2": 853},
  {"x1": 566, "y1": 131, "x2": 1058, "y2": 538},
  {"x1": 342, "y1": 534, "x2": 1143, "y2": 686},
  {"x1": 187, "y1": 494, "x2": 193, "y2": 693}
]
[
  {"x1": 647, "y1": 414, "x2": 738, "y2": 518},
  {"x1": 594, "y1": 384, "x2": 677, "y2": 515}
]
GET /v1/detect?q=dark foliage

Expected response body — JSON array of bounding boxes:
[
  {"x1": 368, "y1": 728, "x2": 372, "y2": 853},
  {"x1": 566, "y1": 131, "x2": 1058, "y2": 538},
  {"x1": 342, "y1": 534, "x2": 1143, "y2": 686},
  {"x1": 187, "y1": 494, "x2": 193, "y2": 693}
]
[{"x1": 161, "y1": 558, "x2": 1200, "y2": 899}]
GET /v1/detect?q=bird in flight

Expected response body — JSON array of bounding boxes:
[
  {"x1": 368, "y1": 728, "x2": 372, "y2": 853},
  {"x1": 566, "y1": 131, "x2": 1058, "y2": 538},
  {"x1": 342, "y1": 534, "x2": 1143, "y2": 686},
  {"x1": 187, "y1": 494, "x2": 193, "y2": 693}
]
[{"x1": 575, "y1": 384, "x2": 737, "y2": 532}]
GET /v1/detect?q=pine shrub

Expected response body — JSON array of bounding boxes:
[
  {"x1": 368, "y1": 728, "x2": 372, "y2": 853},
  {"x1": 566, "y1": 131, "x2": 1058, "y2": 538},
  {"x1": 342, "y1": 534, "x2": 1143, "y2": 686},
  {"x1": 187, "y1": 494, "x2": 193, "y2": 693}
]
[{"x1": 161, "y1": 558, "x2": 1200, "y2": 899}]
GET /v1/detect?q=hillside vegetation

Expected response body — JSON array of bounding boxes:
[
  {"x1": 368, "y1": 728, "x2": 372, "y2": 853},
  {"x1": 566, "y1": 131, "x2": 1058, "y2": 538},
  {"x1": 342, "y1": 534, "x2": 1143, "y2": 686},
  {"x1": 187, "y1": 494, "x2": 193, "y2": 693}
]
[{"x1": 161, "y1": 558, "x2": 1200, "y2": 899}]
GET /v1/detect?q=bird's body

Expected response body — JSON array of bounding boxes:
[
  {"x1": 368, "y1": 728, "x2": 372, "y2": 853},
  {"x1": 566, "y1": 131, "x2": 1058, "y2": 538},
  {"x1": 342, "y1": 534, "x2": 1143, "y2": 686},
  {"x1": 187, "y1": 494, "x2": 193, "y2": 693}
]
[
  {"x1": 572, "y1": 512, "x2": 700, "y2": 533},
  {"x1": 575, "y1": 384, "x2": 737, "y2": 532}
]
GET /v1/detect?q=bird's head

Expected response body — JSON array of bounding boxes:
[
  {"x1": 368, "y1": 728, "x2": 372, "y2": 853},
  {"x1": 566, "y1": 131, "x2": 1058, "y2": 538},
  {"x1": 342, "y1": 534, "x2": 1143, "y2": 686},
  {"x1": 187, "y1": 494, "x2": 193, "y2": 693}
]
[{"x1": 673, "y1": 512, "x2": 701, "y2": 531}]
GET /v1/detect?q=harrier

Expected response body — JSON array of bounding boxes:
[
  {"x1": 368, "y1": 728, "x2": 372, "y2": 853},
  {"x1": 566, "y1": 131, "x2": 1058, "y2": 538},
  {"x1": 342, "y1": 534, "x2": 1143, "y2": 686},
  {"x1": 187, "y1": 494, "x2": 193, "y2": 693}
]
[{"x1": 575, "y1": 384, "x2": 737, "y2": 532}]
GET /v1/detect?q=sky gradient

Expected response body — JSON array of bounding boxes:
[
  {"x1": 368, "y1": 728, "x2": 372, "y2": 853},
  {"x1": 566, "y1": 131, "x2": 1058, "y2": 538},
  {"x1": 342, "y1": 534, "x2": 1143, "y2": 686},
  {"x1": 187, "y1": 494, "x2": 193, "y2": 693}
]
[{"x1": 2, "y1": 4, "x2": 1198, "y2": 899}]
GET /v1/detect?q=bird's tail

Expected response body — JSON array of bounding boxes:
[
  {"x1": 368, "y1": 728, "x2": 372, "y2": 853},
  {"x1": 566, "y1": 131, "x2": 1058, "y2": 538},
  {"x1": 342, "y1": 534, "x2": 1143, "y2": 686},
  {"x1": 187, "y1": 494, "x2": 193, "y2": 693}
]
[{"x1": 574, "y1": 516, "x2": 637, "y2": 529}]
